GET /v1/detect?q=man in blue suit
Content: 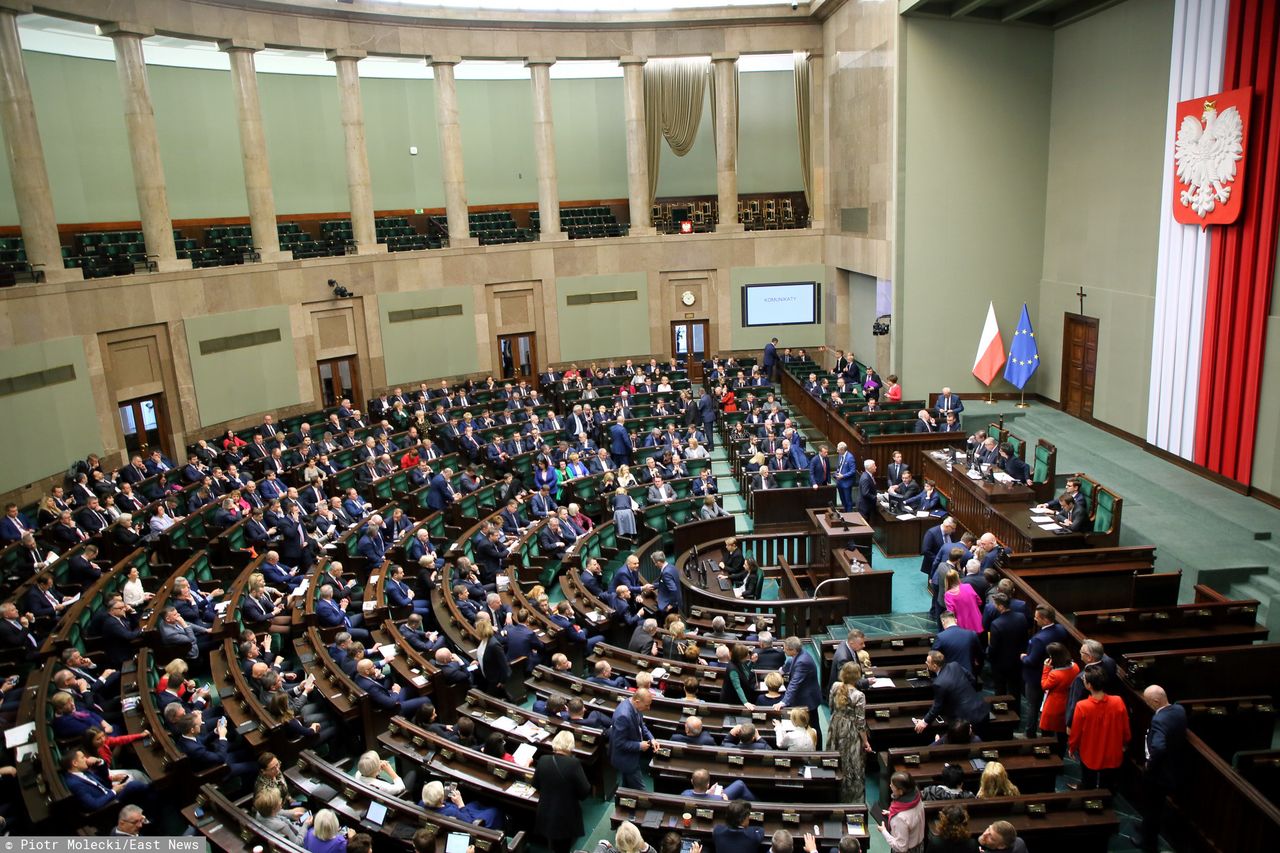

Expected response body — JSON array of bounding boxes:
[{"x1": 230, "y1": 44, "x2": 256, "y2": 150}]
[
  {"x1": 934, "y1": 388, "x2": 964, "y2": 419},
  {"x1": 502, "y1": 609, "x2": 544, "y2": 671},
  {"x1": 713, "y1": 801, "x2": 765, "y2": 853},
  {"x1": 697, "y1": 391, "x2": 718, "y2": 450},
  {"x1": 806, "y1": 445, "x2": 832, "y2": 487},
  {"x1": 653, "y1": 551, "x2": 682, "y2": 615},
  {"x1": 354, "y1": 657, "x2": 430, "y2": 716},
  {"x1": 609, "y1": 688, "x2": 657, "y2": 789},
  {"x1": 763, "y1": 337, "x2": 779, "y2": 382},
  {"x1": 316, "y1": 584, "x2": 370, "y2": 641},
  {"x1": 385, "y1": 564, "x2": 430, "y2": 615},
  {"x1": 834, "y1": 442, "x2": 857, "y2": 512},
  {"x1": 914, "y1": 650, "x2": 989, "y2": 735},
  {"x1": 776, "y1": 636, "x2": 823, "y2": 747},
  {"x1": 1132, "y1": 684, "x2": 1188, "y2": 852},
  {"x1": 986, "y1": 593, "x2": 1029, "y2": 700},
  {"x1": 61, "y1": 748, "x2": 151, "y2": 810},
  {"x1": 1021, "y1": 605, "x2": 1070, "y2": 736},
  {"x1": 919, "y1": 517, "x2": 957, "y2": 577},
  {"x1": 857, "y1": 459, "x2": 878, "y2": 520},
  {"x1": 426, "y1": 469, "x2": 457, "y2": 512},
  {"x1": 356, "y1": 515, "x2": 388, "y2": 566},
  {"x1": 932, "y1": 611, "x2": 981, "y2": 675},
  {"x1": 609, "y1": 416, "x2": 633, "y2": 467},
  {"x1": 681, "y1": 768, "x2": 756, "y2": 802},
  {"x1": 0, "y1": 503, "x2": 31, "y2": 544}
]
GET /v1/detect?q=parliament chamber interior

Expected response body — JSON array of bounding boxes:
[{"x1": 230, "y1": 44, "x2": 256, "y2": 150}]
[{"x1": 2, "y1": 0, "x2": 1280, "y2": 851}]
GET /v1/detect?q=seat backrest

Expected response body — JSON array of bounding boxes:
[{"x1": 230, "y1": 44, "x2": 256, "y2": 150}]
[
  {"x1": 1093, "y1": 489, "x2": 1115, "y2": 534},
  {"x1": 1033, "y1": 444, "x2": 1051, "y2": 483}
]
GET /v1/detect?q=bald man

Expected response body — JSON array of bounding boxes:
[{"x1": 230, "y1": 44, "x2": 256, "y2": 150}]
[{"x1": 1130, "y1": 685, "x2": 1187, "y2": 852}]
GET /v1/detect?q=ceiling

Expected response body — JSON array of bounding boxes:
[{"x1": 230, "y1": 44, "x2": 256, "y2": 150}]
[{"x1": 899, "y1": 0, "x2": 1127, "y2": 29}]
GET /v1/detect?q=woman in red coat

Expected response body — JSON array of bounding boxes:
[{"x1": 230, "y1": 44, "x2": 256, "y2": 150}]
[
  {"x1": 719, "y1": 385, "x2": 738, "y2": 414},
  {"x1": 1039, "y1": 642, "x2": 1079, "y2": 750}
]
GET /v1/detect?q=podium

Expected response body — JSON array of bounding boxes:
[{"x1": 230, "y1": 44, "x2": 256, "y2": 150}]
[{"x1": 806, "y1": 508, "x2": 891, "y2": 615}]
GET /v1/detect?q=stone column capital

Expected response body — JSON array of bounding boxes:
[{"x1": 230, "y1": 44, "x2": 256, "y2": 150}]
[
  {"x1": 325, "y1": 48, "x2": 367, "y2": 62},
  {"x1": 0, "y1": 2, "x2": 33, "y2": 16},
  {"x1": 219, "y1": 39, "x2": 264, "y2": 53},
  {"x1": 710, "y1": 52, "x2": 740, "y2": 63},
  {"x1": 524, "y1": 57, "x2": 556, "y2": 68},
  {"x1": 428, "y1": 55, "x2": 462, "y2": 67},
  {"x1": 618, "y1": 55, "x2": 647, "y2": 67},
  {"x1": 97, "y1": 22, "x2": 155, "y2": 39}
]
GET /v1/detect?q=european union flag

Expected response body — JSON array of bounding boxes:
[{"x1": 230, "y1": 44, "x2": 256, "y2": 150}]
[{"x1": 1003, "y1": 303, "x2": 1040, "y2": 389}]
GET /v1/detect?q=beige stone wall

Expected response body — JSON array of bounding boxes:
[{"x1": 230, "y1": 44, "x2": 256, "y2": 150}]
[{"x1": 0, "y1": 230, "x2": 821, "y2": 502}]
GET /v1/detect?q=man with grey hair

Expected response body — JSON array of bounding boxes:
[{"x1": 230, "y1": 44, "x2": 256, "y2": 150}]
[
  {"x1": 158, "y1": 605, "x2": 209, "y2": 660},
  {"x1": 1065, "y1": 639, "x2": 1119, "y2": 728},
  {"x1": 673, "y1": 715, "x2": 717, "y2": 746},
  {"x1": 707, "y1": 615, "x2": 735, "y2": 640},
  {"x1": 628, "y1": 618, "x2": 660, "y2": 656},
  {"x1": 755, "y1": 630, "x2": 785, "y2": 670},
  {"x1": 776, "y1": 636, "x2": 824, "y2": 747},
  {"x1": 770, "y1": 830, "x2": 794, "y2": 853},
  {"x1": 857, "y1": 459, "x2": 879, "y2": 520},
  {"x1": 111, "y1": 804, "x2": 146, "y2": 837}
]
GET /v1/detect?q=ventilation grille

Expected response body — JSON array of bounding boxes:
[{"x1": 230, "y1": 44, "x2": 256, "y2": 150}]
[
  {"x1": 0, "y1": 364, "x2": 77, "y2": 397},
  {"x1": 566, "y1": 291, "x2": 639, "y2": 306},
  {"x1": 198, "y1": 328, "x2": 282, "y2": 355},
  {"x1": 840, "y1": 207, "x2": 869, "y2": 234},
  {"x1": 388, "y1": 304, "x2": 465, "y2": 323}
]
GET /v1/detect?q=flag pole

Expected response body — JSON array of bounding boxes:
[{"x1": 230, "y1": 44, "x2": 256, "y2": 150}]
[
  {"x1": 985, "y1": 386, "x2": 994, "y2": 405},
  {"x1": 1016, "y1": 389, "x2": 1030, "y2": 409}
]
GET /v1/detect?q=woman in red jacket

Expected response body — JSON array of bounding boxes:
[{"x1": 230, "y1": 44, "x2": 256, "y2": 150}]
[
  {"x1": 1039, "y1": 642, "x2": 1079, "y2": 751},
  {"x1": 1068, "y1": 664, "x2": 1130, "y2": 790},
  {"x1": 83, "y1": 726, "x2": 151, "y2": 785}
]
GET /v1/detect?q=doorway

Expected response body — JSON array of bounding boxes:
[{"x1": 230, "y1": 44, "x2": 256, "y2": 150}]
[
  {"x1": 498, "y1": 333, "x2": 538, "y2": 383},
  {"x1": 118, "y1": 395, "x2": 170, "y2": 459},
  {"x1": 318, "y1": 356, "x2": 361, "y2": 409},
  {"x1": 670, "y1": 320, "x2": 708, "y2": 381},
  {"x1": 1060, "y1": 313, "x2": 1098, "y2": 419}
]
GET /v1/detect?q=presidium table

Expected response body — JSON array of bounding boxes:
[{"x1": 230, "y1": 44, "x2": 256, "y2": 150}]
[{"x1": 919, "y1": 450, "x2": 1089, "y2": 553}]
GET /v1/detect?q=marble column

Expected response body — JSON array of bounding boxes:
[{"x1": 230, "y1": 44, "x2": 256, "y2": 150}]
[
  {"x1": 327, "y1": 49, "x2": 384, "y2": 255},
  {"x1": 711, "y1": 53, "x2": 741, "y2": 232},
  {"x1": 219, "y1": 40, "x2": 287, "y2": 263},
  {"x1": 807, "y1": 51, "x2": 827, "y2": 230},
  {"x1": 526, "y1": 57, "x2": 563, "y2": 241},
  {"x1": 99, "y1": 22, "x2": 188, "y2": 271},
  {"x1": 619, "y1": 56, "x2": 654, "y2": 236},
  {"x1": 0, "y1": 3, "x2": 79, "y2": 283},
  {"x1": 430, "y1": 56, "x2": 475, "y2": 247}
]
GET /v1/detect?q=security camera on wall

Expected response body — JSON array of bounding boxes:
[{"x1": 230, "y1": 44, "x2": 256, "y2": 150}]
[
  {"x1": 872, "y1": 315, "x2": 891, "y2": 336},
  {"x1": 792, "y1": 2, "x2": 799, "y2": 9},
  {"x1": 327, "y1": 278, "x2": 354, "y2": 298}
]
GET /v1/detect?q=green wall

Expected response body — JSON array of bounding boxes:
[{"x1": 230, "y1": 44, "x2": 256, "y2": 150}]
[
  {"x1": 898, "y1": 19, "x2": 1053, "y2": 397},
  {"x1": 555, "y1": 273, "x2": 651, "y2": 362},
  {"x1": 0, "y1": 336, "x2": 101, "y2": 493},
  {"x1": 1036, "y1": 0, "x2": 1173, "y2": 437},
  {"x1": 552, "y1": 77, "x2": 628, "y2": 203},
  {"x1": 848, "y1": 269, "x2": 878, "y2": 368},
  {"x1": 379, "y1": 287, "x2": 480, "y2": 384},
  {"x1": 729, "y1": 264, "x2": 827, "y2": 350},
  {"x1": 0, "y1": 55, "x2": 803, "y2": 223},
  {"x1": 184, "y1": 306, "x2": 301, "y2": 426}
]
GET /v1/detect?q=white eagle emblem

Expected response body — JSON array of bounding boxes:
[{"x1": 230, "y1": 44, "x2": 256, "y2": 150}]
[{"x1": 1175, "y1": 100, "x2": 1244, "y2": 217}]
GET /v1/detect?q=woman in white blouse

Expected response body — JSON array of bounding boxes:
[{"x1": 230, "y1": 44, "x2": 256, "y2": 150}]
[
  {"x1": 616, "y1": 465, "x2": 638, "y2": 488},
  {"x1": 777, "y1": 707, "x2": 818, "y2": 752},
  {"x1": 354, "y1": 750, "x2": 406, "y2": 796},
  {"x1": 121, "y1": 565, "x2": 151, "y2": 608}
]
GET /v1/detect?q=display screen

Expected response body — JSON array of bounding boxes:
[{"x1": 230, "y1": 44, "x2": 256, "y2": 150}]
[{"x1": 741, "y1": 282, "x2": 820, "y2": 326}]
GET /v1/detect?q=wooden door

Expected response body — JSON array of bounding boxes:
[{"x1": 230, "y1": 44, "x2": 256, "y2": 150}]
[
  {"x1": 317, "y1": 356, "x2": 361, "y2": 410},
  {"x1": 498, "y1": 333, "x2": 538, "y2": 383},
  {"x1": 1060, "y1": 314, "x2": 1098, "y2": 419},
  {"x1": 117, "y1": 394, "x2": 171, "y2": 459},
  {"x1": 670, "y1": 320, "x2": 708, "y2": 381}
]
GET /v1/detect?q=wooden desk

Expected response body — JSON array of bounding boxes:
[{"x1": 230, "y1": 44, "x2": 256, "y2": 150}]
[
  {"x1": 806, "y1": 508, "x2": 874, "y2": 573},
  {"x1": 873, "y1": 505, "x2": 944, "y2": 557},
  {"x1": 867, "y1": 695, "x2": 1019, "y2": 750},
  {"x1": 921, "y1": 791, "x2": 1118, "y2": 853},
  {"x1": 921, "y1": 453, "x2": 1087, "y2": 553},
  {"x1": 880, "y1": 738, "x2": 1062, "y2": 793}
]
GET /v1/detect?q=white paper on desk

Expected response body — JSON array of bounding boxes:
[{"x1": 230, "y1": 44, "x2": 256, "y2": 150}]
[
  {"x1": 916, "y1": 511, "x2": 931, "y2": 518},
  {"x1": 379, "y1": 644, "x2": 398, "y2": 659},
  {"x1": 992, "y1": 472, "x2": 1013, "y2": 483},
  {"x1": 1029, "y1": 513, "x2": 1054, "y2": 521},
  {"x1": 1036, "y1": 523, "x2": 1062, "y2": 531},
  {"x1": 368, "y1": 574, "x2": 380, "y2": 586},
  {"x1": 512, "y1": 742, "x2": 538, "y2": 766},
  {"x1": 15, "y1": 742, "x2": 38, "y2": 762},
  {"x1": 294, "y1": 580, "x2": 309, "y2": 598},
  {"x1": 506, "y1": 781, "x2": 536, "y2": 798},
  {"x1": 497, "y1": 575, "x2": 511, "y2": 592},
  {"x1": 869, "y1": 677, "x2": 896, "y2": 689},
  {"x1": 362, "y1": 600, "x2": 376, "y2": 611},
  {"x1": 491, "y1": 715, "x2": 517, "y2": 732},
  {"x1": 5, "y1": 721, "x2": 34, "y2": 748},
  {"x1": 651, "y1": 667, "x2": 668, "y2": 680},
  {"x1": 214, "y1": 601, "x2": 230, "y2": 614},
  {"x1": 515, "y1": 721, "x2": 548, "y2": 741},
  {"x1": 411, "y1": 674, "x2": 428, "y2": 688},
  {"x1": 896, "y1": 513, "x2": 916, "y2": 521}
]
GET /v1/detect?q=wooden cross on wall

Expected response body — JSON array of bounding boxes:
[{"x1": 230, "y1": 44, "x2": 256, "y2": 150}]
[{"x1": 1076, "y1": 286, "x2": 1087, "y2": 316}]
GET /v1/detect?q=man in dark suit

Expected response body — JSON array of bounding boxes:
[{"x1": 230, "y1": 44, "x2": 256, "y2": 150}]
[
  {"x1": 934, "y1": 388, "x2": 964, "y2": 419},
  {"x1": 609, "y1": 416, "x2": 634, "y2": 467},
  {"x1": 0, "y1": 503, "x2": 31, "y2": 544},
  {"x1": 912, "y1": 409, "x2": 938, "y2": 433},
  {"x1": 609, "y1": 688, "x2": 657, "y2": 789},
  {"x1": 857, "y1": 460, "x2": 878, "y2": 520},
  {"x1": 175, "y1": 714, "x2": 256, "y2": 778},
  {"x1": 1021, "y1": 605, "x2": 1070, "y2": 736},
  {"x1": 1132, "y1": 684, "x2": 1188, "y2": 852},
  {"x1": 985, "y1": 593, "x2": 1029, "y2": 699},
  {"x1": 776, "y1": 636, "x2": 823, "y2": 747},
  {"x1": 932, "y1": 611, "x2": 981, "y2": 675},
  {"x1": 919, "y1": 517, "x2": 958, "y2": 577},
  {"x1": 763, "y1": 337, "x2": 779, "y2": 382},
  {"x1": 808, "y1": 445, "x2": 831, "y2": 487},
  {"x1": 697, "y1": 390, "x2": 717, "y2": 450},
  {"x1": 711, "y1": 801, "x2": 763, "y2": 853},
  {"x1": 835, "y1": 443, "x2": 857, "y2": 512},
  {"x1": 503, "y1": 609, "x2": 544, "y2": 671},
  {"x1": 538, "y1": 518, "x2": 570, "y2": 561},
  {"x1": 426, "y1": 469, "x2": 458, "y2": 512},
  {"x1": 915, "y1": 650, "x2": 988, "y2": 734},
  {"x1": 1064, "y1": 639, "x2": 1119, "y2": 729},
  {"x1": 653, "y1": 551, "x2": 682, "y2": 615},
  {"x1": 827, "y1": 630, "x2": 869, "y2": 693},
  {"x1": 354, "y1": 658, "x2": 430, "y2": 715},
  {"x1": 100, "y1": 599, "x2": 141, "y2": 669}
]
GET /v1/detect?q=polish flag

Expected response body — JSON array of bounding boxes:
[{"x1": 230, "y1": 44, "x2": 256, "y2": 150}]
[{"x1": 972, "y1": 302, "x2": 1006, "y2": 385}]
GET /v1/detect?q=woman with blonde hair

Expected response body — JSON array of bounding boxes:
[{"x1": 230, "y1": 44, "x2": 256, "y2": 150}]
[
  {"x1": 829, "y1": 661, "x2": 872, "y2": 802},
  {"x1": 475, "y1": 616, "x2": 511, "y2": 699},
  {"x1": 779, "y1": 707, "x2": 818, "y2": 751},
  {"x1": 303, "y1": 807, "x2": 354, "y2": 852},
  {"x1": 977, "y1": 761, "x2": 1020, "y2": 798},
  {"x1": 606, "y1": 821, "x2": 656, "y2": 853},
  {"x1": 533, "y1": 730, "x2": 591, "y2": 853},
  {"x1": 254, "y1": 787, "x2": 308, "y2": 846},
  {"x1": 612, "y1": 486, "x2": 638, "y2": 538},
  {"x1": 758, "y1": 670, "x2": 785, "y2": 704},
  {"x1": 617, "y1": 465, "x2": 638, "y2": 489}
]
